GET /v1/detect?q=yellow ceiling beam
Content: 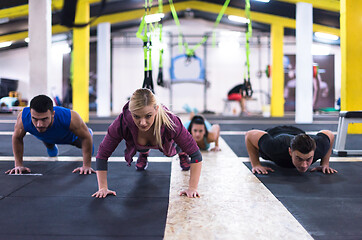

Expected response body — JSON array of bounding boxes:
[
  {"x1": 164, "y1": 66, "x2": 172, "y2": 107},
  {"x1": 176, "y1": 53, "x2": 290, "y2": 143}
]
[
  {"x1": 276, "y1": 0, "x2": 340, "y2": 12},
  {"x1": 0, "y1": 24, "x2": 70, "y2": 43},
  {"x1": 0, "y1": 32, "x2": 28, "y2": 43},
  {"x1": 0, "y1": 0, "x2": 102, "y2": 20},
  {"x1": 188, "y1": 1, "x2": 339, "y2": 35},
  {"x1": 0, "y1": 5, "x2": 29, "y2": 19},
  {"x1": 0, "y1": 0, "x2": 340, "y2": 43}
]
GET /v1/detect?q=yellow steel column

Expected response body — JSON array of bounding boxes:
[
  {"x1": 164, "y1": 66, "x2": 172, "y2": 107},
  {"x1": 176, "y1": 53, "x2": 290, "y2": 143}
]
[
  {"x1": 73, "y1": 0, "x2": 90, "y2": 122},
  {"x1": 270, "y1": 23, "x2": 285, "y2": 117},
  {"x1": 341, "y1": 0, "x2": 362, "y2": 133}
]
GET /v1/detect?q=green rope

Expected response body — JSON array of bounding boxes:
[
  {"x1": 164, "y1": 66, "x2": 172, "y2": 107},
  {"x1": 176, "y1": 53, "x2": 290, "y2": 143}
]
[
  {"x1": 158, "y1": 0, "x2": 163, "y2": 68},
  {"x1": 245, "y1": 0, "x2": 252, "y2": 81},
  {"x1": 185, "y1": 36, "x2": 208, "y2": 57},
  {"x1": 168, "y1": 0, "x2": 231, "y2": 55},
  {"x1": 243, "y1": 0, "x2": 253, "y2": 97},
  {"x1": 212, "y1": 0, "x2": 231, "y2": 47},
  {"x1": 168, "y1": 0, "x2": 184, "y2": 52},
  {"x1": 137, "y1": 0, "x2": 154, "y2": 91}
]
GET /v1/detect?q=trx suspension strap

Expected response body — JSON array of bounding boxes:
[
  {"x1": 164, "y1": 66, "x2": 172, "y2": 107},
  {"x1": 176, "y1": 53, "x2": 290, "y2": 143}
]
[
  {"x1": 137, "y1": 0, "x2": 155, "y2": 92},
  {"x1": 168, "y1": 0, "x2": 230, "y2": 60},
  {"x1": 212, "y1": 0, "x2": 231, "y2": 47},
  {"x1": 168, "y1": 0, "x2": 184, "y2": 53},
  {"x1": 156, "y1": 0, "x2": 165, "y2": 87},
  {"x1": 186, "y1": 0, "x2": 230, "y2": 59},
  {"x1": 243, "y1": 0, "x2": 253, "y2": 97}
]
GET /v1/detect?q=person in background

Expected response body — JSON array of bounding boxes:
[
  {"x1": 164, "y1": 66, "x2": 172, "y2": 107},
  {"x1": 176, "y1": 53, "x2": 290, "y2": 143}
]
[
  {"x1": 183, "y1": 114, "x2": 221, "y2": 152},
  {"x1": 227, "y1": 84, "x2": 249, "y2": 116}
]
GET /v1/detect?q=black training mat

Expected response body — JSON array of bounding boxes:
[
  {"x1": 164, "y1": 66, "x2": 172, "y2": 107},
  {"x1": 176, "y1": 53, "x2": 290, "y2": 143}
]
[
  {"x1": 0, "y1": 134, "x2": 167, "y2": 157},
  {"x1": 243, "y1": 161, "x2": 362, "y2": 240},
  {"x1": 0, "y1": 161, "x2": 171, "y2": 239},
  {"x1": 218, "y1": 123, "x2": 339, "y2": 131},
  {"x1": 222, "y1": 134, "x2": 362, "y2": 158}
]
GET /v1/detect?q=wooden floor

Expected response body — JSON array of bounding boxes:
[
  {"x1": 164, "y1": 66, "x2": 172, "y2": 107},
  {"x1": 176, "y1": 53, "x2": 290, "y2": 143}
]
[{"x1": 164, "y1": 138, "x2": 313, "y2": 240}]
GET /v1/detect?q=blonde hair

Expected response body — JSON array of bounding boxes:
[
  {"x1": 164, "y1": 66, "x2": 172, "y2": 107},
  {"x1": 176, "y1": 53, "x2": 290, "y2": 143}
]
[{"x1": 129, "y1": 88, "x2": 175, "y2": 149}]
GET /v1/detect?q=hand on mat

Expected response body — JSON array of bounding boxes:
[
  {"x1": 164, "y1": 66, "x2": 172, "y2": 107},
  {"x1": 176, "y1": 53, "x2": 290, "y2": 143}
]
[
  {"x1": 5, "y1": 166, "x2": 31, "y2": 175},
  {"x1": 92, "y1": 188, "x2": 117, "y2": 198},
  {"x1": 252, "y1": 165, "x2": 274, "y2": 175},
  {"x1": 210, "y1": 146, "x2": 221, "y2": 152},
  {"x1": 310, "y1": 165, "x2": 338, "y2": 174},
  {"x1": 179, "y1": 188, "x2": 200, "y2": 198},
  {"x1": 73, "y1": 166, "x2": 96, "y2": 175}
]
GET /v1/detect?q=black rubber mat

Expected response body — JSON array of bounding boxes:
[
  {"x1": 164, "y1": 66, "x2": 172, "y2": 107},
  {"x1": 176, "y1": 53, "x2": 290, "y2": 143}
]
[
  {"x1": 0, "y1": 123, "x2": 15, "y2": 130},
  {"x1": 0, "y1": 161, "x2": 171, "y2": 240},
  {"x1": 220, "y1": 122, "x2": 362, "y2": 158},
  {"x1": 204, "y1": 113, "x2": 339, "y2": 121},
  {"x1": 0, "y1": 134, "x2": 167, "y2": 157},
  {"x1": 0, "y1": 161, "x2": 60, "y2": 198},
  {"x1": 243, "y1": 161, "x2": 362, "y2": 240}
]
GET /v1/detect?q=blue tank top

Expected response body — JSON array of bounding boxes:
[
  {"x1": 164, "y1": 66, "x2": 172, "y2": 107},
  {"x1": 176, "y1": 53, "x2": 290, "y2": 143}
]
[{"x1": 22, "y1": 106, "x2": 78, "y2": 144}]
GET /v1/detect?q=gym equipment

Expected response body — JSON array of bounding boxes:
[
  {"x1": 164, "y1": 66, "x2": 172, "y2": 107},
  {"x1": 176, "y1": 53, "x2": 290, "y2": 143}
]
[
  {"x1": 333, "y1": 111, "x2": 362, "y2": 156},
  {"x1": 243, "y1": 0, "x2": 253, "y2": 98},
  {"x1": 167, "y1": 0, "x2": 230, "y2": 113},
  {"x1": 137, "y1": 0, "x2": 155, "y2": 93},
  {"x1": 168, "y1": 40, "x2": 209, "y2": 112},
  {"x1": 156, "y1": 0, "x2": 165, "y2": 87}
]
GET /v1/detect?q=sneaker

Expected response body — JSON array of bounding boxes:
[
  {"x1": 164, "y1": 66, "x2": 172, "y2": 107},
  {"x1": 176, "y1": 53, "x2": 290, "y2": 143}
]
[
  {"x1": 47, "y1": 144, "x2": 59, "y2": 157},
  {"x1": 136, "y1": 153, "x2": 149, "y2": 171},
  {"x1": 179, "y1": 153, "x2": 190, "y2": 171}
]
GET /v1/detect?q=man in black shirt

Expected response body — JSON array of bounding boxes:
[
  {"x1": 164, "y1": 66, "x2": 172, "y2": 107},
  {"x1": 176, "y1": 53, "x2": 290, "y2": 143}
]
[{"x1": 245, "y1": 126, "x2": 337, "y2": 174}]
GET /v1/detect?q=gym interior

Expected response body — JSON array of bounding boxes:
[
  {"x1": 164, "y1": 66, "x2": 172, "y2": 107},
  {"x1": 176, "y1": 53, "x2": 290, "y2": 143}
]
[{"x1": 0, "y1": 0, "x2": 361, "y2": 239}]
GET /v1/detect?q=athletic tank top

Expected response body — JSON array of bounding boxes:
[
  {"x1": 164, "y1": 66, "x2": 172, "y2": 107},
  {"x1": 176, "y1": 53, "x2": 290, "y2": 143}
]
[{"x1": 22, "y1": 106, "x2": 78, "y2": 144}]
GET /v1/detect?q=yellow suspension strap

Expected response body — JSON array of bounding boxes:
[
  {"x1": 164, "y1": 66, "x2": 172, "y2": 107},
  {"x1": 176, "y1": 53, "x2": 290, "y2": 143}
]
[
  {"x1": 243, "y1": 0, "x2": 253, "y2": 97},
  {"x1": 137, "y1": 0, "x2": 155, "y2": 92},
  {"x1": 156, "y1": 0, "x2": 165, "y2": 87}
]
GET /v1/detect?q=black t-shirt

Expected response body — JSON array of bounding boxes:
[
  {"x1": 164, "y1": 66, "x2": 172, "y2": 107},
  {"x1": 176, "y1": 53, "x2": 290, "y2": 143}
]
[
  {"x1": 258, "y1": 126, "x2": 331, "y2": 168},
  {"x1": 228, "y1": 84, "x2": 244, "y2": 95}
]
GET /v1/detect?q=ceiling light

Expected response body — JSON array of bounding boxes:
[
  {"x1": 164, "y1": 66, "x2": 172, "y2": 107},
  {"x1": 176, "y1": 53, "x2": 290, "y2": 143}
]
[
  {"x1": 144, "y1": 13, "x2": 164, "y2": 23},
  {"x1": 314, "y1": 32, "x2": 339, "y2": 41},
  {"x1": 0, "y1": 41, "x2": 12, "y2": 48},
  {"x1": 254, "y1": 0, "x2": 270, "y2": 2},
  {"x1": 228, "y1": 15, "x2": 250, "y2": 24}
]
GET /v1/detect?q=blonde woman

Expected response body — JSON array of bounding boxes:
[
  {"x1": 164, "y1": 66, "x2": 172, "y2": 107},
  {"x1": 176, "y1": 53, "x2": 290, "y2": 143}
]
[{"x1": 93, "y1": 88, "x2": 202, "y2": 198}]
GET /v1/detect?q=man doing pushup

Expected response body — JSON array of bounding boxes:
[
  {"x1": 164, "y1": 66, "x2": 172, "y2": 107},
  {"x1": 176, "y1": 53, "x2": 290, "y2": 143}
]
[
  {"x1": 245, "y1": 125, "x2": 337, "y2": 174},
  {"x1": 6, "y1": 95, "x2": 95, "y2": 175}
]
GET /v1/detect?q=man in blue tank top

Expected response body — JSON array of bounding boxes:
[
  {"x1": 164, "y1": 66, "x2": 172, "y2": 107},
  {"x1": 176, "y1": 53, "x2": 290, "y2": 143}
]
[{"x1": 6, "y1": 95, "x2": 95, "y2": 175}]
